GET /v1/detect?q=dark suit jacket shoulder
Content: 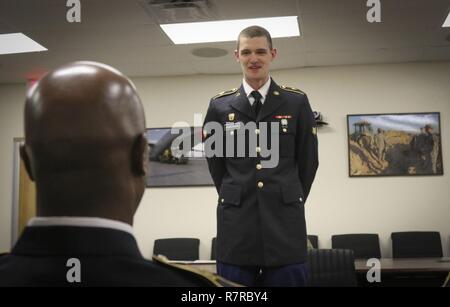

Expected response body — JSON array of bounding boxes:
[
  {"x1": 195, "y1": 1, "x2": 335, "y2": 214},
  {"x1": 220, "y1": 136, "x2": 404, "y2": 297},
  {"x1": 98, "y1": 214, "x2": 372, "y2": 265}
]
[{"x1": 0, "y1": 226, "x2": 213, "y2": 287}]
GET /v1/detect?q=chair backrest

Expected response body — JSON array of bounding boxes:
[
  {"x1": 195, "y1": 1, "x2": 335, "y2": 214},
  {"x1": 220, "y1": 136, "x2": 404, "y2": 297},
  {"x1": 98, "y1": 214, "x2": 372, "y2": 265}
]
[
  {"x1": 331, "y1": 233, "x2": 381, "y2": 259},
  {"x1": 211, "y1": 237, "x2": 217, "y2": 260},
  {"x1": 391, "y1": 231, "x2": 443, "y2": 258},
  {"x1": 307, "y1": 249, "x2": 357, "y2": 287},
  {"x1": 307, "y1": 235, "x2": 319, "y2": 249},
  {"x1": 153, "y1": 238, "x2": 200, "y2": 261}
]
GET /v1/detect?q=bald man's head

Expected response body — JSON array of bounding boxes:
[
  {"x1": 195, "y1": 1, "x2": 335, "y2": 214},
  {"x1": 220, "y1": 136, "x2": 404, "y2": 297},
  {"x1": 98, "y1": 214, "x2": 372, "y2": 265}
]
[{"x1": 21, "y1": 61, "x2": 148, "y2": 223}]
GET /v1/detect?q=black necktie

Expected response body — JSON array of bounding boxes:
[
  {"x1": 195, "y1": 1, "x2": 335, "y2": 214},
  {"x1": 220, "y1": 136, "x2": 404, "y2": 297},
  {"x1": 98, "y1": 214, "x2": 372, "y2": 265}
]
[{"x1": 251, "y1": 91, "x2": 262, "y2": 118}]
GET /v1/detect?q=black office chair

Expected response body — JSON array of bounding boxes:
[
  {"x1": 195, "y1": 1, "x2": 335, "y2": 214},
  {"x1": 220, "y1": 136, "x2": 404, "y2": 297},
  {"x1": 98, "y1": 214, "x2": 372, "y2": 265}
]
[
  {"x1": 307, "y1": 235, "x2": 319, "y2": 249},
  {"x1": 153, "y1": 238, "x2": 200, "y2": 261},
  {"x1": 331, "y1": 233, "x2": 381, "y2": 259},
  {"x1": 391, "y1": 231, "x2": 443, "y2": 258},
  {"x1": 307, "y1": 249, "x2": 357, "y2": 287},
  {"x1": 211, "y1": 237, "x2": 217, "y2": 260}
]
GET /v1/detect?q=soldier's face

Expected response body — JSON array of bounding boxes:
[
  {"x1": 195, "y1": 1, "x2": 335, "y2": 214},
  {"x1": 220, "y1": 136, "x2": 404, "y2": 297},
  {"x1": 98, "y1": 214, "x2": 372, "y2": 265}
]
[{"x1": 235, "y1": 36, "x2": 277, "y2": 85}]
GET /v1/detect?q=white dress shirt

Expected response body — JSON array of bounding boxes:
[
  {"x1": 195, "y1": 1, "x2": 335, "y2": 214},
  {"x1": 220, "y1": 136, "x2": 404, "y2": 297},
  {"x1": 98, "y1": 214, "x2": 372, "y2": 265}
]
[
  {"x1": 242, "y1": 77, "x2": 271, "y2": 106},
  {"x1": 28, "y1": 216, "x2": 134, "y2": 236}
]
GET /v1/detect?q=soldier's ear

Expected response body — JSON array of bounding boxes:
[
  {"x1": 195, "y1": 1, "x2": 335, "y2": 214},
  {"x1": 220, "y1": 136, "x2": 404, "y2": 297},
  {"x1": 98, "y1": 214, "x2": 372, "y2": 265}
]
[
  {"x1": 234, "y1": 50, "x2": 240, "y2": 62},
  {"x1": 132, "y1": 134, "x2": 148, "y2": 176},
  {"x1": 270, "y1": 48, "x2": 277, "y2": 61},
  {"x1": 20, "y1": 144, "x2": 35, "y2": 181}
]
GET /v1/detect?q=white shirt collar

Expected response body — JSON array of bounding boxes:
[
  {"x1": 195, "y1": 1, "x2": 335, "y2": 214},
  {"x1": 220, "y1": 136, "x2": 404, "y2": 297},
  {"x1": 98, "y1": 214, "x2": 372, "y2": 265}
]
[
  {"x1": 28, "y1": 216, "x2": 134, "y2": 236},
  {"x1": 242, "y1": 77, "x2": 271, "y2": 105}
]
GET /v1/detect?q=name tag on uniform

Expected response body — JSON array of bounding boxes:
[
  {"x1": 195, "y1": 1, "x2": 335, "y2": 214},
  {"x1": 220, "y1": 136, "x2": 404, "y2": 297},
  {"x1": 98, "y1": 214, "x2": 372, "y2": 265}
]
[{"x1": 225, "y1": 122, "x2": 242, "y2": 130}]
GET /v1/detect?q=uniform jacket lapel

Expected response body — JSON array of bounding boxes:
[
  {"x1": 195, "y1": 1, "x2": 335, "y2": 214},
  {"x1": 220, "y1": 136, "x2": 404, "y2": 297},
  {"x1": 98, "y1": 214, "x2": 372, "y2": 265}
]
[
  {"x1": 258, "y1": 80, "x2": 286, "y2": 121},
  {"x1": 230, "y1": 85, "x2": 256, "y2": 120},
  {"x1": 229, "y1": 80, "x2": 286, "y2": 121}
]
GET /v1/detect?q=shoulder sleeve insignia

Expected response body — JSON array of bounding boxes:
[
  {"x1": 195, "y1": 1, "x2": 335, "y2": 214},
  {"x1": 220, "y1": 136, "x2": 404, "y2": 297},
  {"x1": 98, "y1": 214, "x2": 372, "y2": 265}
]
[
  {"x1": 280, "y1": 85, "x2": 305, "y2": 95},
  {"x1": 211, "y1": 88, "x2": 238, "y2": 100},
  {"x1": 152, "y1": 255, "x2": 243, "y2": 287}
]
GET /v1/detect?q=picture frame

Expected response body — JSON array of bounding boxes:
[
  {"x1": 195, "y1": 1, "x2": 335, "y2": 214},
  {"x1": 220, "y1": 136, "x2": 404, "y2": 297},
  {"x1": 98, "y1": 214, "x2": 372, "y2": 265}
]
[
  {"x1": 347, "y1": 112, "x2": 443, "y2": 177},
  {"x1": 145, "y1": 127, "x2": 214, "y2": 187}
]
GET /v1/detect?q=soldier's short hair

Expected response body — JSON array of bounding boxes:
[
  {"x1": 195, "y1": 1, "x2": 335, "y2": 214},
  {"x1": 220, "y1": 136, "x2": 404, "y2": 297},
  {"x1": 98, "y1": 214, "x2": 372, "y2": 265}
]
[{"x1": 237, "y1": 25, "x2": 273, "y2": 50}]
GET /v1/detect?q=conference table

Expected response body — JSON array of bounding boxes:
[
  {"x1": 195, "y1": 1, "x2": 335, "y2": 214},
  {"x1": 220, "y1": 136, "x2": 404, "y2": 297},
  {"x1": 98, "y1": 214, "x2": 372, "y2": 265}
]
[
  {"x1": 354, "y1": 257, "x2": 450, "y2": 273},
  {"x1": 170, "y1": 257, "x2": 450, "y2": 286},
  {"x1": 355, "y1": 257, "x2": 450, "y2": 286}
]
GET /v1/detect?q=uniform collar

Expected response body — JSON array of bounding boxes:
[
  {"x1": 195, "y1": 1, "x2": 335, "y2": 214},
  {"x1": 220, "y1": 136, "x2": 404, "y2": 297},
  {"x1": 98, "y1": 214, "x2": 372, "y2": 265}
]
[
  {"x1": 242, "y1": 77, "x2": 271, "y2": 104},
  {"x1": 28, "y1": 216, "x2": 134, "y2": 236},
  {"x1": 231, "y1": 79, "x2": 285, "y2": 121},
  {"x1": 12, "y1": 225, "x2": 142, "y2": 257}
]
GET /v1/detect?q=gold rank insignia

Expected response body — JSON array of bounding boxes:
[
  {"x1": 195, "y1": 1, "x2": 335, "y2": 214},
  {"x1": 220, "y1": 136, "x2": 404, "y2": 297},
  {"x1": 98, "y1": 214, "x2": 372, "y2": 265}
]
[
  {"x1": 152, "y1": 255, "x2": 243, "y2": 287},
  {"x1": 228, "y1": 113, "x2": 235, "y2": 121},
  {"x1": 312, "y1": 127, "x2": 317, "y2": 135},
  {"x1": 280, "y1": 85, "x2": 305, "y2": 95},
  {"x1": 273, "y1": 90, "x2": 280, "y2": 96},
  {"x1": 211, "y1": 88, "x2": 238, "y2": 100}
]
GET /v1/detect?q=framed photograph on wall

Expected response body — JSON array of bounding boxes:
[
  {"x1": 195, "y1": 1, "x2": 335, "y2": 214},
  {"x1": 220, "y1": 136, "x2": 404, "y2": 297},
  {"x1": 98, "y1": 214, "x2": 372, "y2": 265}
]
[
  {"x1": 347, "y1": 112, "x2": 443, "y2": 177},
  {"x1": 145, "y1": 127, "x2": 214, "y2": 187}
]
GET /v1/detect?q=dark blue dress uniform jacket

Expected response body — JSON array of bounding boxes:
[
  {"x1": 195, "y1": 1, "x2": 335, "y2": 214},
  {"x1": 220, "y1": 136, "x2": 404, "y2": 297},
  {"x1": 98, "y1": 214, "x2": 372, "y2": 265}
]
[
  {"x1": 203, "y1": 79, "x2": 319, "y2": 267},
  {"x1": 0, "y1": 226, "x2": 216, "y2": 286}
]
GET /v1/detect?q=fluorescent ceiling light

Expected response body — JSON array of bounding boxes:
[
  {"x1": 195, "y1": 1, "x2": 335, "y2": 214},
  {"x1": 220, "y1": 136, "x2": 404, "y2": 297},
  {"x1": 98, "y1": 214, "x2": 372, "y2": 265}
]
[
  {"x1": 161, "y1": 16, "x2": 300, "y2": 44},
  {"x1": 0, "y1": 33, "x2": 47, "y2": 55},
  {"x1": 443, "y1": 12, "x2": 450, "y2": 27}
]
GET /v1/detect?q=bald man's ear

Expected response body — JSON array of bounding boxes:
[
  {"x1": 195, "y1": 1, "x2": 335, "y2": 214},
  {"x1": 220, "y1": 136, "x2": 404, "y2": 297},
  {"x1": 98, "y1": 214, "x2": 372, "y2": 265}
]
[
  {"x1": 20, "y1": 144, "x2": 35, "y2": 181},
  {"x1": 132, "y1": 134, "x2": 148, "y2": 176}
]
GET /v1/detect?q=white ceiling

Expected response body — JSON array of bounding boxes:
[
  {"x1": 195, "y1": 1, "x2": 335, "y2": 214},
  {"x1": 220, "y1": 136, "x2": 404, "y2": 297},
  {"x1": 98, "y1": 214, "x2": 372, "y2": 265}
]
[{"x1": 0, "y1": 0, "x2": 449, "y2": 84}]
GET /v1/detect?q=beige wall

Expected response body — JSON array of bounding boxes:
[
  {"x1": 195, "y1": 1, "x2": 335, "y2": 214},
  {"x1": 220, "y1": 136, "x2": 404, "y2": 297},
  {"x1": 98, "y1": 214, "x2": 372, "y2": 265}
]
[
  {"x1": 1, "y1": 62, "x2": 449, "y2": 259},
  {"x1": 0, "y1": 84, "x2": 26, "y2": 252}
]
